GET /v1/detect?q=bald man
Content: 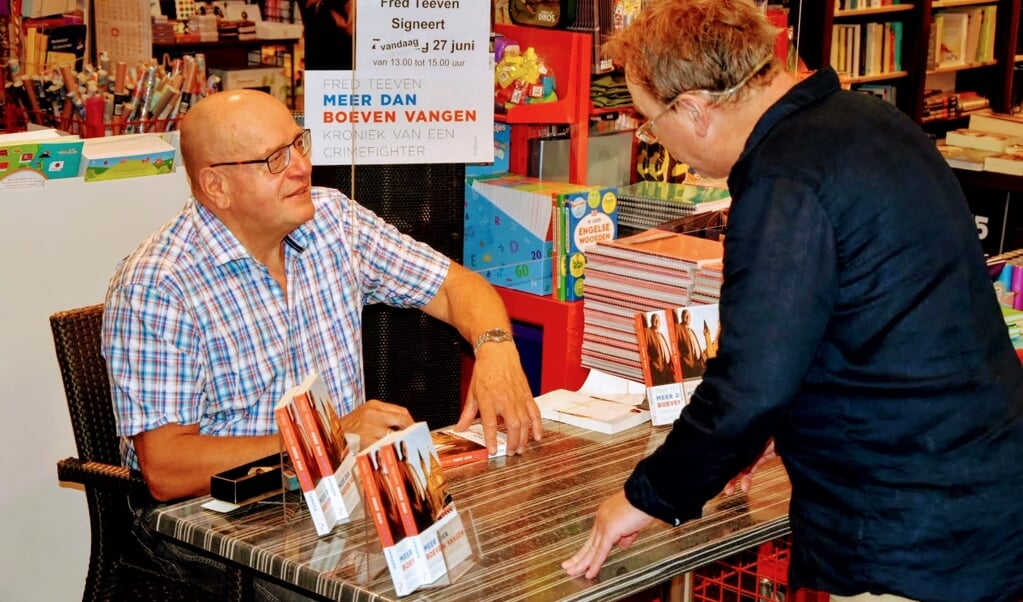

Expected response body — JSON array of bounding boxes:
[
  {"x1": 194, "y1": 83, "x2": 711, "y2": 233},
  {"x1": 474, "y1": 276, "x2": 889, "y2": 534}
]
[{"x1": 103, "y1": 90, "x2": 541, "y2": 504}]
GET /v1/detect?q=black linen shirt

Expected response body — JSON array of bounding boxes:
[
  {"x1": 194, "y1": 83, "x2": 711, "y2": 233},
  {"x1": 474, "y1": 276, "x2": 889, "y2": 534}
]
[{"x1": 624, "y1": 67, "x2": 1023, "y2": 601}]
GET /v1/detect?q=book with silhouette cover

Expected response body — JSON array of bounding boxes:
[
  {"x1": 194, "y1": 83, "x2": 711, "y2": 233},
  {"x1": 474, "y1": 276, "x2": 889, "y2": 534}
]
[
  {"x1": 290, "y1": 373, "x2": 360, "y2": 527},
  {"x1": 356, "y1": 422, "x2": 472, "y2": 595},
  {"x1": 635, "y1": 304, "x2": 721, "y2": 426},
  {"x1": 274, "y1": 372, "x2": 360, "y2": 536}
]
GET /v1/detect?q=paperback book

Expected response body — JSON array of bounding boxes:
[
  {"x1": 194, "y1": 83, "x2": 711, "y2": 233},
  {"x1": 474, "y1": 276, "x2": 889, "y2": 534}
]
[
  {"x1": 536, "y1": 388, "x2": 649, "y2": 434},
  {"x1": 356, "y1": 422, "x2": 472, "y2": 596},
  {"x1": 273, "y1": 372, "x2": 360, "y2": 536},
  {"x1": 635, "y1": 304, "x2": 720, "y2": 426},
  {"x1": 431, "y1": 424, "x2": 507, "y2": 469}
]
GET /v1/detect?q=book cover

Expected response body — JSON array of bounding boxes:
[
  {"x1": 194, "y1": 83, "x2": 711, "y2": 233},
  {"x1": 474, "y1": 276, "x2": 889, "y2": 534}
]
[
  {"x1": 274, "y1": 394, "x2": 332, "y2": 536},
  {"x1": 357, "y1": 422, "x2": 471, "y2": 594},
  {"x1": 558, "y1": 186, "x2": 618, "y2": 301},
  {"x1": 535, "y1": 388, "x2": 650, "y2": 434},
  {"x1": 355, "y1": 441, "x2": 421, "y2": 596},
  {"x1": 634, "y1": 304, "x2": 721, "y2": 426},
  {"x1": 431, "y1": 424, "x2": 506, "y2": 469},
  {"x1": 634, "y1": 309, "x2": 687, "y2": 426},
  {"x1": 290, "y1": 372, "x2": 360, "y2": 525}
]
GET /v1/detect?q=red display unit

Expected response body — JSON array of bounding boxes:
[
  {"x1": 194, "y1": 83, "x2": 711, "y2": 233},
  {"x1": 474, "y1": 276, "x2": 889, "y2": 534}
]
[{"x1": 461, "y1": 286, "x2": 589, "y2": 403}]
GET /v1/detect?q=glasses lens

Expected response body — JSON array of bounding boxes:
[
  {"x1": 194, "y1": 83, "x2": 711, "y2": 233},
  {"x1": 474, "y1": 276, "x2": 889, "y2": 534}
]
[
  {"x1": 266, "y1": 146, "x2": 289, "y2": 174},
  {"x1": 296, "y1": 130, "x2": 312, "y2": 156},
  {"x1": 636, "y1": 124, "x2": 657, "y2": 145}
]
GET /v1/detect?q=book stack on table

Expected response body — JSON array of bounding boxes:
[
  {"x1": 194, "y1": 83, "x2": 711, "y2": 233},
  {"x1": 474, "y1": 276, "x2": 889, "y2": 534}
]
[
  {"x1": 937, "y1": 112, "x2": 1023, "y2": 176},
  {"x1": 581, "y1": 229, "x2": 723, "y2": 383}
]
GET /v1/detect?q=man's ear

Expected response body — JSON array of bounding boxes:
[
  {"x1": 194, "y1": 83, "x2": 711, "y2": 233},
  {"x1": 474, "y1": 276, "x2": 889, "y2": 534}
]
[
  {"x1": 198, "y1": 167, "x2": 231, "y2": 210},
  {"x1": 676, "y1": 95, "x2": 711, "y2": 138}
]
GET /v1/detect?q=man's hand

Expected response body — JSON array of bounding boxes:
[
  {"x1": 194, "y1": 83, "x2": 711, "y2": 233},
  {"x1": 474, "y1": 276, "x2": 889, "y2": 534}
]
[
  {"x1": 723, "y1": 439, "x2": 777, "y2": 495},
  {"x1": 457, "y1": 341, "x2": 542, "y2": 455},
  {"x1": 562, "y1": 490, "x2": 655, "y2": 579},
  {"x1": 340, "y1": 400, "x2": 414, "y2": 448}
]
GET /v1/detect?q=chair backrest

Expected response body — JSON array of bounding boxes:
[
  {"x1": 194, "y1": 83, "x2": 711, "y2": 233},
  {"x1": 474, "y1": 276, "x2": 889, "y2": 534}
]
[{"x1": 50, "y1": 304, "x2": 121, "y2": 466}]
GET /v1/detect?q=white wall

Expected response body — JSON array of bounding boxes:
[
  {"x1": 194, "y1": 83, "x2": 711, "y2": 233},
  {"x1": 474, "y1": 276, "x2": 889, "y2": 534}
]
[{"x1": 0, "y1": 170, "x2": 190, "y2": 601}]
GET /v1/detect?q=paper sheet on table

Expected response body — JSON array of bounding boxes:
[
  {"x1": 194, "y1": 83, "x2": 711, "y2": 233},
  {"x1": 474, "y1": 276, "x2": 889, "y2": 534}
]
[{"x1": 577, "y1": 369, "x2": 646, "y2": 405}]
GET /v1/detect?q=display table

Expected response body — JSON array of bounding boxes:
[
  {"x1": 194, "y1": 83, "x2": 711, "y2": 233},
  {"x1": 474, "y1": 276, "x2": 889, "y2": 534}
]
[{"x1": 149, "y1": 421, "x2": 790, "y2": 601}]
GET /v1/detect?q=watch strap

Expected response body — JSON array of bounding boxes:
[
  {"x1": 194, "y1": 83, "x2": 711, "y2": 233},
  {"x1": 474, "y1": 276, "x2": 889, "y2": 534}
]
[{"x1": 473, "y1": 328, "x2": 513, "y2": 353}]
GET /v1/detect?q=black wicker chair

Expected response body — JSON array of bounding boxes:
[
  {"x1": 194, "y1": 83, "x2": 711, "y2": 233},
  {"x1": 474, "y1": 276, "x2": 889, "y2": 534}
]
[{"x1": 52, "y1": 304, "x2": 246, "y2": 602}]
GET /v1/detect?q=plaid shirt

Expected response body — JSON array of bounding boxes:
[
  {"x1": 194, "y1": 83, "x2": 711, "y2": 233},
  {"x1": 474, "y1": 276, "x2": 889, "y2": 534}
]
[{"x1": 103, "y1": 187, "x2": 449, "y2": 469}]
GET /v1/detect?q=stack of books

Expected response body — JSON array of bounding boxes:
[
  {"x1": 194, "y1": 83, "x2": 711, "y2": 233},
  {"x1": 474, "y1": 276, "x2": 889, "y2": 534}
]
[
  {"x1": 937, "y1": 112, "x2": 1023, "y2": 175},
  {"x1": 616, "y1": 179, "x2": 730, "y2": 231},
  {"x1": 581, "y1": 230, "x2": 723, "y2": 382}
]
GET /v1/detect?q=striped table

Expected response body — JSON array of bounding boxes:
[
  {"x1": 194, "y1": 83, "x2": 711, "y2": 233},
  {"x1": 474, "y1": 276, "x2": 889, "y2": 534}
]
[{"x1": 150, "y1": 421, "x2": 791, "y2": 601}]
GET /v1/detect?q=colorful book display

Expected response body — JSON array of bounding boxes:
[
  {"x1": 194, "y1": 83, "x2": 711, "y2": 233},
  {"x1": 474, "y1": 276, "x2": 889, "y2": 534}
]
[
  {"x1": 273, "y1": 372, "x2": 360, "y2": 537},
  {"x1": 635, "y1": 304, "x2": 720, "y2": 426},
  {"x1": 356, "y1": 422, "x2": 473, "y2": 596},
  {"x1": 463, "y1": 173, "x2": 617, "y2": 299},
  {"x1": 0, "y1": 129, "x2": 83, "y2": 188}
]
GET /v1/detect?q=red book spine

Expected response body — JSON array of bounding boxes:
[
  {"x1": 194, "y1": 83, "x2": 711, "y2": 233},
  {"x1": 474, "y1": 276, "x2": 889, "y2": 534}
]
[
  {"x1": 292, "y1": 391, "x2": 335, "y2": 481},
  {"x1": 634, "y1": 312, "x2": 655, "y2": 386},
  {"x1": 356, "y1": 452, "x2": 395, "y2": 547},
  {"x1": 378, "y1": 443, "x2": 420, "y2": 537},
  {"x1": 275, "y1": 404, "x2": 315, "y2": 494}
]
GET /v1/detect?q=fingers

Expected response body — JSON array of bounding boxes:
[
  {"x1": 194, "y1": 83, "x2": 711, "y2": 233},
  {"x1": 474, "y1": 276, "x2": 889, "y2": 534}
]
[{"x1": 562, "y1": 530, "x2": 612, "y2": 579}]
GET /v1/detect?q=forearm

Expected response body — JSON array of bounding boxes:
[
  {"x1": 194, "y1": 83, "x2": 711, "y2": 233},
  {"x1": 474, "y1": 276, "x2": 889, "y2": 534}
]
[
  {"x1": 134, "y1": 425, "x2": 282, "y2": 501},
  {"x1": 421, "y1": 263, "x2": 512, "y2": 346}
]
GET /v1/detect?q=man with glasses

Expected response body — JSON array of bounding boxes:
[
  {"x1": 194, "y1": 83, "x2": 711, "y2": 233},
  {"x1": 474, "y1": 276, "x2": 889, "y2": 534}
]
[
  {"x1": 103, "y1": 89, "x2": 539, "y2": 501},
  {"x1": 565, "y1": 2, "x2": 1023, "y2": 601}
]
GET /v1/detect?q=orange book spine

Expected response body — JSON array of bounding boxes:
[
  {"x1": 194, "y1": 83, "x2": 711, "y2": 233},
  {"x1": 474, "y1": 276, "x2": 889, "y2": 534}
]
[
  {"x1": 275, "y1": 404, "x2": 315, "y2": 494},
  {"x1": 356, "y1": 452, "x2": 395, "y2": 547},
  {"x1": 378, "y1": 443, "x2": 420, "y2": 537},
  {"x1": 438, "y1": 449, "x2": 488, "y2": 469},
  {"x1": 292, "y1": 391, "x2": 335, "y2": 480},
  {"x1": 634, "y1": 312, "x2": 655, "y2": 386}
]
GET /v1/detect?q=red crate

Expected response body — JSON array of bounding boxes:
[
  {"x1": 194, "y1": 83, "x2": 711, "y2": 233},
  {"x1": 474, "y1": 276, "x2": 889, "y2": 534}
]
[{"x1": 691, "y1": 536, "x2": 828, "y2": 602}]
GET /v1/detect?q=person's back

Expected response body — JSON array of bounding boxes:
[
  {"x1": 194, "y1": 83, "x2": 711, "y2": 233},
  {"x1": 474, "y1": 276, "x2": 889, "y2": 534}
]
[{"x1": 728, "y1": 75, "x2": 1023, "y2": 600}]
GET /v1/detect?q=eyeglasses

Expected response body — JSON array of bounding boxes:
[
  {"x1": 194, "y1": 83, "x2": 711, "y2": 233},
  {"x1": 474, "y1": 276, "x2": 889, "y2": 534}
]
[
  {"x1": 635, "y1": 56, "x2": 773, "y2": 145},
  {"x1": 209, "y1": 129, "x2": 312, "y2": 174}
]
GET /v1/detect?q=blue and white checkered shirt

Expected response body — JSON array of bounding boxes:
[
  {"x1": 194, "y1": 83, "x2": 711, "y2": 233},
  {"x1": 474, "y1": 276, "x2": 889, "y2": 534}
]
[{"x1": 102, "y1": 187, "x2": 450, "y2": 469}]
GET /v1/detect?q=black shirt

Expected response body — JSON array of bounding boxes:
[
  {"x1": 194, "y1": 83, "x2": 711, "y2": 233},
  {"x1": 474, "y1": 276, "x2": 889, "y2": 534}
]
[{"x1": 625, "y1": 67, "x2": 1023, "y2": 601}]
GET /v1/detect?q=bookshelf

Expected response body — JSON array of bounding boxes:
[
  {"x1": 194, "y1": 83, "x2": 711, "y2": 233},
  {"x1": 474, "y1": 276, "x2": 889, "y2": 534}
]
[{"x1": 789, "y1": 0, "x2": 1021, "y2": 132}]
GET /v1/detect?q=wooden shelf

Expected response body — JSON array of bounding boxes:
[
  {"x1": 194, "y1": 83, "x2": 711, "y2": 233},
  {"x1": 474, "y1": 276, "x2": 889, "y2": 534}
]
[
  {"x1": 836, "y1": 4, "x2": 916, "y2": 17},
  {"x1": 927, "y1": 59, "x2": 999, "y2": 74}
]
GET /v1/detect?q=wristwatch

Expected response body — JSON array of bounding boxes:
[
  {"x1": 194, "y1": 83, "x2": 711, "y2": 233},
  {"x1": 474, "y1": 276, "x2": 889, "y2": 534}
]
[{"x1": 473, "y1": 328, "x2": 513, "y2": 353}]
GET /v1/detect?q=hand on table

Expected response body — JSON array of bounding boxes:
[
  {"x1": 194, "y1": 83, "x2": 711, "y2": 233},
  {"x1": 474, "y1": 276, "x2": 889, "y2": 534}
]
[
  {"x1": 562, "y1": 490, "x2": 655, "y2": 580},
  {"x1": 340, "y1": 399, "x2": 414, "y2": 448},
  {"x1": 723, "y1": 439, "x2": 777, "y2": 496},
  {"x1": 457, "y1": 341, "x2": 542, "y2": 455}
]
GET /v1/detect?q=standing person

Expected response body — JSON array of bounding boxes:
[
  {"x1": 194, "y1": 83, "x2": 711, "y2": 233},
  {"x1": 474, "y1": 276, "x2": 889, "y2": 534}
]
[
  {"x1": 103, "y1": 90, "x2": 541, "y2": 503},
  {"x1": 563, "y1": 2, "x2": 1023, "y2": 601},
  {"x1": 299, "y1": 0, "x2": 354, "y2": 71}
]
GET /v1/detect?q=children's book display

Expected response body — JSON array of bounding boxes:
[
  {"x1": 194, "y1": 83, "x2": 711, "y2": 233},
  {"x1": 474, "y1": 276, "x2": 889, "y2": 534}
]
[
  {"x1": 274, "y1": 372, "x2": 360, "y2": 536},
  {"x1": 635, "y1": 304, "x2": 720, "y2": 426},
  {"x1": 356, "y1": 422, "x2": 476, "y2": 596}
]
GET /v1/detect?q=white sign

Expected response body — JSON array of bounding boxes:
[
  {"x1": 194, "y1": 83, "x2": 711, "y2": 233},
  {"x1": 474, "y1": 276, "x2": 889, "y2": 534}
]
[{"x1": 305, "y1": 0, "x2": 493, "y2": 166}]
